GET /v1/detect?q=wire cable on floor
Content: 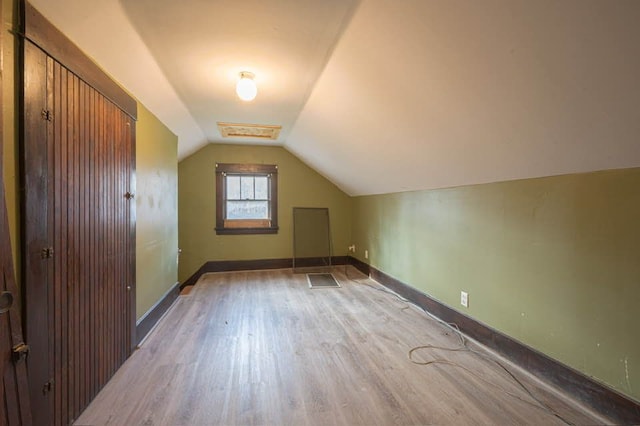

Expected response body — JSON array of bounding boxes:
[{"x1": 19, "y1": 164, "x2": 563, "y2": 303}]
[{"x1": 341, "y1": 264, "x2": 574, "y2": 425}]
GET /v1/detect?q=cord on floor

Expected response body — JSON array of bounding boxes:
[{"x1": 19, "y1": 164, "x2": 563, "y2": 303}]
[{"x1": 341, "y1": 264, "x2": 574, "y2": 425}]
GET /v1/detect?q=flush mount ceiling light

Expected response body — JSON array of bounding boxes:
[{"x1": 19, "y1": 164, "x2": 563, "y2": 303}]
[{"x1": 236, "y1": 71, "x2": 257, "y2": 101}]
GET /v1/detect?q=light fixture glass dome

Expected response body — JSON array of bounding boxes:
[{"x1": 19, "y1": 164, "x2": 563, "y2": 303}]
[{"x1": 236, "y1": 72, "x2": 257, "y2": 101}]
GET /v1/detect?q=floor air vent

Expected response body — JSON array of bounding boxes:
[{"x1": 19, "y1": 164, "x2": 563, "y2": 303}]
[{"x1": 307, "y1": 273, "x2": 340, "y2": 289}]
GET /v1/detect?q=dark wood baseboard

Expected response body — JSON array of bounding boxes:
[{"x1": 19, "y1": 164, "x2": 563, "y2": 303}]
[
  {"x1": 135, "y1": 282, "x2": 180, "y2": 346},
  {"x1": 366, "y1": 266, "x2": 640, "y2": 424},
  {"x1": 180, "y1": 256, "x2": 350, "y2": 290},
  {"x1": 348, "y1": 256, "x2": 370, "y2": 276},
  {"x1": 294, "y1": 256, "x2": 349, "y2": 268}
]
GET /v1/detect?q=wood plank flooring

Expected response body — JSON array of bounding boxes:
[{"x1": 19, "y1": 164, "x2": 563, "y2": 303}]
[{"x1": 75, "y1": 267, "x2": 604, "y2": 425}]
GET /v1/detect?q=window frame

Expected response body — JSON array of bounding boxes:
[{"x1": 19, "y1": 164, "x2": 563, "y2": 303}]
[{"x1": 215, "y1": 163, "x2": 278, "y2": 235}]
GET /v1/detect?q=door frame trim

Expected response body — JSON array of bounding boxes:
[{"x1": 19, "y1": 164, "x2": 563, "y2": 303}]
[{"x1": 23, "y1": 1, "x2": 137, "y2": 120}]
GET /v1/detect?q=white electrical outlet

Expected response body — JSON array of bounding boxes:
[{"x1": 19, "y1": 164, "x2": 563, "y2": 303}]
[
  {"x1": 348, "y1": 244, "x2": 356, "y2": 252},
  {"x1": 364, "y1": 250, "x2": 369, "y2": 259},
  {"x1": 460, "y1": 291, "x2": 469, "y2": 308}
]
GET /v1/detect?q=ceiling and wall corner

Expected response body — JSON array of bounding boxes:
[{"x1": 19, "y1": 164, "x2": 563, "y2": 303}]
[
  {"x1": 28, "y1": 0, "x2": 640, "y2": 196},
  {"x1": 28, "y1": 0, "x2": 208, "y2": 158},
  {"x1": 119, "y1": 0, "x2": 359, "y2": 152},
  {"x1": 286, "y1": 0, "x2": 640, "y2": 195}
]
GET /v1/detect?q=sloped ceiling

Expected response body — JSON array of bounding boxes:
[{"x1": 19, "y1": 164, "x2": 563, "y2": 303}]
[
  {"x1": 29, "y1": 0, "x2": 640, "y2": 196},
  {"x1": 28, "y1": 0, "x2": 208, "y2": 157},
  {"x1": 119, "y1": 0, "x2": 358, "y2": 152}
]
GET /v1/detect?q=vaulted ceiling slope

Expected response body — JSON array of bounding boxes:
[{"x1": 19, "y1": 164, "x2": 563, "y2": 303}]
[
  {"x1": 30, "y1": 0, "x2": 640, "y2": 196},
  {"x1": 29, "y1": 0, "x2": 208, "y2": 157},
  {"x1": 119, "y1": 0, "x2": 358, "y2": 154},
  {"x1": 28, "y1": 0, "x2": 358, "y2": 159},
  {"x1": 287, "y1": 0, "x2": 640, "y2": 195}
]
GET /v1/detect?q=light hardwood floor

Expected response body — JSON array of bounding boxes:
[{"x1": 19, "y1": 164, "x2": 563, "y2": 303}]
[{"x1": 75, "y1": 267, "x2": 604, "y2": 425}]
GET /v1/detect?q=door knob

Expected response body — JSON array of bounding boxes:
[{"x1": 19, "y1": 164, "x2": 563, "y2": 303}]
[{"x1": 12, "y1": 343, "x2": 30, "y2": 362}]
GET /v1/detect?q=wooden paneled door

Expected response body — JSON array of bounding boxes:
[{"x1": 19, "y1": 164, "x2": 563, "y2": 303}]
[
  {"x1": 1, "y1": 10, "x2": 32, "y2": 420},
  {"x1": 22, "y1": 8, "x2": 137, "y2": 424},
  {"x1": 1, "y1": 154, "x2": 33, "y2": 426},
  {"x1": 1, "y1": 156, "x2": 33, "y2": 426}
]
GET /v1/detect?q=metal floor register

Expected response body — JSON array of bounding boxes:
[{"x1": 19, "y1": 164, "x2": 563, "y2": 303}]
[{"x1": 307, "y1": 273, "x2": 341, "y2": 289}]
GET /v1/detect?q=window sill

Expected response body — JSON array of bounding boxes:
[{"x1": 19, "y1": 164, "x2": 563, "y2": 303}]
[{"x1": 215, "y1": 226, "x2": 279, "y2": 235}]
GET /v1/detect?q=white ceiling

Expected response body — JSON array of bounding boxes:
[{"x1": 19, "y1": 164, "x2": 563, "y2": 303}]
[
  {"x1": 119, "y1": 0, "x2": 358, "y2": 152},
  {"x1": 29, "y1": 0, "x2": 640, "y2": 196}
]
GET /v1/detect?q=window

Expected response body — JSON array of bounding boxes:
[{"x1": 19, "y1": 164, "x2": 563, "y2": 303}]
[{"x1": 215, "y1": 163, "x2": 278, "y2": 235}]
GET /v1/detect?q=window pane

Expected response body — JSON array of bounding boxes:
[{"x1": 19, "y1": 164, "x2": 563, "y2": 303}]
[
  {"x1": 254, "y1": 176, "x2": 268, "y2": 200},
  {"x1": 226, "y1": 175, "x2": 240, "y2": 199},
  {"x1": 240, "y1": 176, "x2": 254, "y2": 200},
  {"x1": 226, "y1": 201, "x2": 269, "y2": 219}
]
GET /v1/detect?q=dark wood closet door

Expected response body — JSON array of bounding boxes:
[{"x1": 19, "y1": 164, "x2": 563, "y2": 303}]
[
  {"x1": 0, "y1": 25, "x2": 32, "y2": 423},
  {"x1": 1, "y1": 159, "x2": 32, "y2": 426},
  {"x1": 23, "y1": 41, "x2": 136, "y2": 425}
]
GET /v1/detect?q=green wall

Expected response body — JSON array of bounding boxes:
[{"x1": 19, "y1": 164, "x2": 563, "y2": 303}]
[
  {"x1": 135, "y1": 105, "x2": 178, "y2": 320},
  {"x1": 352, "y1": 168, "x2": 640, "y2": 401},
  {"x1": 178, "y1": 143, "x2": 352, "y2": 282}
]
